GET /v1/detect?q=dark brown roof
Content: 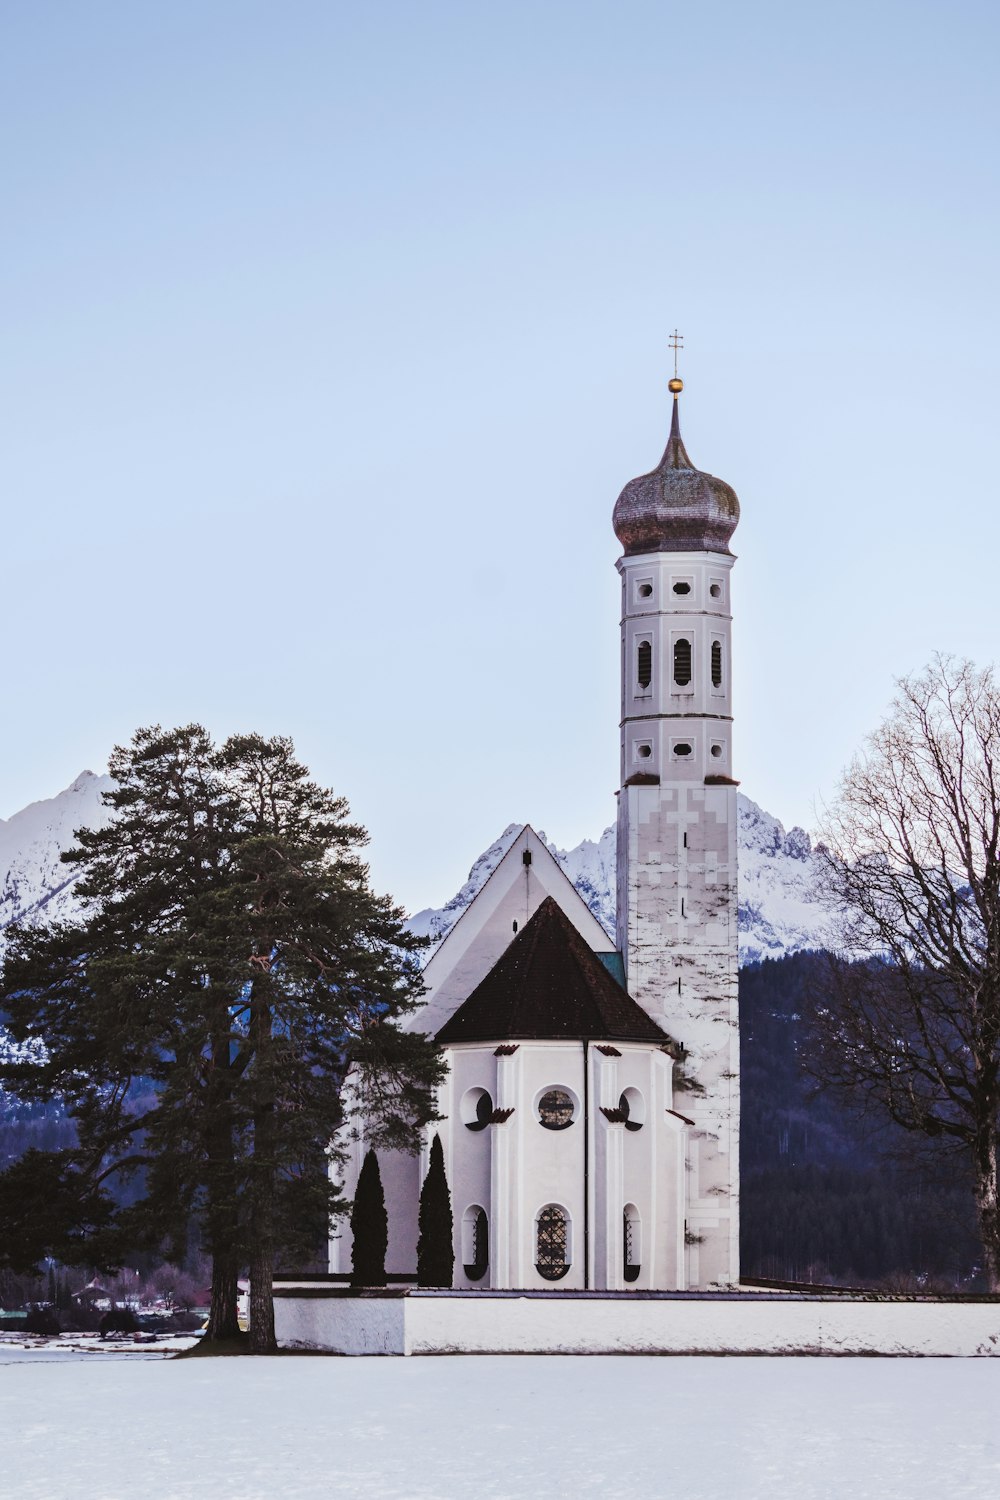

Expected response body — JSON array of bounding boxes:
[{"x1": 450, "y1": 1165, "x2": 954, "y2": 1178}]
[{"x1": 435, "y1": 897, "x2": 667, "y2": 1045}]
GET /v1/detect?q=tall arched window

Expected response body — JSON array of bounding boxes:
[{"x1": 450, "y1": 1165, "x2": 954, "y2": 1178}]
[
  {"x1": 623, "y1": 1204, "x2": 641, "y2": 1283},
  {"x1": 636, "y1": 640, "x2": 652, "y2": 689},
  {"x1": 711, "y1": 640, "x2": 723, "y2": 688},
  {"x1": 462, "y1": 1206, "x2": 488, "y2": 1281},
  {"x1": 673, "y1": 638, "x2": 692, "y2": 686},
  {"x1": 536, "y1": 1204, "x2": 571, "y2": 1281}
]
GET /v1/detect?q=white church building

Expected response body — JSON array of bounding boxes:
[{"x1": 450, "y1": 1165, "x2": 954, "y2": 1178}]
[{"x1": 329, "y1": 373, "x2": 741, "y2": 1294}]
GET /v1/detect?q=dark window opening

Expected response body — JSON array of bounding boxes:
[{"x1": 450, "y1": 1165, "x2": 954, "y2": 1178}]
[
  {"x1": 538, "y1": 1089, "x2": 575, "y2": 1130},
  {"x1": 711, "y1": 641, "x2": 723, "y2": 688},
  {"x1": 673, "y1": 638, "x2": 692, "y2": 686},
  {"x1": 710, "y1": 583, "x2": 722, "y2": 598},
  {"x1": 711, "y1": 744, "x2": 723, "y2": 759},
  {"x1": 464, "y1": 1207, "x2": 488, "y2": 1281},
  {"x1": 637, "y1": 640, "x2": 652, "y2": 689},
  {"x1": 536, "y1": 1206, "x2": 570, "y2": 1282},
  {"x1": 623, "y1": 1207, "x2": 640, "y2": 1283},
  {"x1": 683, "y1": 832, "x2": 688, "y2": 847},
  {"x1": 638, "y1": 583, "x2": 653, "y2": 598},
  {"x1": 673, "y1": 742, "x2": 692, "y2": 757},
  {"x1": 465, "y1": 1091, "x2": 493, "y2": 1132},
  {"x1": 672, "y1": 581, "x2": 691, "y2": 596},
  {"x1": 619, "y1": 1092, "x2": 642, "y2": 1133},
  {"x1": 637, "y1": 744, "x2": 652, "y2": 759}
]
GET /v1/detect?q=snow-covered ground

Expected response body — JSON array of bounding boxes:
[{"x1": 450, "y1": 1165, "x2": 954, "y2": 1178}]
[{"x1": 1, "y1": 1354, "x2": 998, "y2": 1499}]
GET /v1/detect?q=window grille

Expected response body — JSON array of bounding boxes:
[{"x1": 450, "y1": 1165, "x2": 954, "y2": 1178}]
[
  {"x1": 536, "y1": 1205, "x2": 570, "y2": 1282},
  {"x1": 538, "y1": 1089, "x2": 575, "y2": 1130},
  {"x1": 711, "y1": 641, "x2": 723, "y2": 688},
  {"x1": 673, "y1": 638, "x2": 692, "y2": 686},
  {"x1": 637, "y1": 640, "x2": 652, "y2": 689}
]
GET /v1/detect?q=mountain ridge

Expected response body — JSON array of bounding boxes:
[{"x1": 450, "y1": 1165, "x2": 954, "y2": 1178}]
[{"x1": 1, "y1": 774, "x2": 836, "y2": 965}]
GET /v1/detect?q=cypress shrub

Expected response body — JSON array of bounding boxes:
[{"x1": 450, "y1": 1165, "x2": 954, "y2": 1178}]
[
  {"x1": 416, "y1": 1135, "x2": 454, "y2": 1288},
  {"x1": 350, "y1": 1150, "x2": 388, "y2": 1287}
]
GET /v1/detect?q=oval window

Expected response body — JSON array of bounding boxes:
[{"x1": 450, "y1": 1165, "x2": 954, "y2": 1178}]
[
  {"x1": 673, "y1": 742, "x2": 692, "y2": 757},
  {"x1": 538, "y1": 1088, "x2": 576, "y2": 1130},
  {"x1": 672, "y1": 581, "x2": 691, "y2": 596},
  {"x1": 536, "y1": 1205, "x2": 570, "y2": 1282},
  {"x1": 461, "y1": 1088, "x2": 493, "y2": 1132}
]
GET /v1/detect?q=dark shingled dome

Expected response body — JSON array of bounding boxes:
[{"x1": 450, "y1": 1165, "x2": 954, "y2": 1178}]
[
  {"x1": 612, "y1": 396, "x2": 740, "y2": 556},
  {"x1": 435, "y1": 897, "x2": 668, "y2": 1045}
]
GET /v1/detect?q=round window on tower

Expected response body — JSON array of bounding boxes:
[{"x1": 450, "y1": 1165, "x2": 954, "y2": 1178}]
[
  {"x1": 672, "y1": 742, "x2": 693, "y2": 758},
  {"x1": 637, "y1": 583, "x2": 653, "y2": 599}
]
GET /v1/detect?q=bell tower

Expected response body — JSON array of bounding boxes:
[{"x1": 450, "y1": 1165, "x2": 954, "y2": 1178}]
[{"x1": 611, "y1": 354, "x2": 740, "y2": 1288}]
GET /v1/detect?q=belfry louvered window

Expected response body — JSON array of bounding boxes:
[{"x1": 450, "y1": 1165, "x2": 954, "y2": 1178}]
[
  {"x1": 711, "y1": 641, "x2": 723, "y2": 688},
  {"x1": 673, "y1": 638, "x2": 692, "y2": 686},
  {"x1": 637, "y1": 640, "x2": 652, "y2": 689}
]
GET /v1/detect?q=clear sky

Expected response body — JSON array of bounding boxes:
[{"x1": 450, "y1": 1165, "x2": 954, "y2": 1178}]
[{"x1": 3, "y1": 1, "x2": 998, "y2": 914}]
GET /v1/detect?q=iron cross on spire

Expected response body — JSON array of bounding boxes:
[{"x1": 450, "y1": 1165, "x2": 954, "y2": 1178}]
[{"x1": 668, "y1": 329, "x2": 684, "y2": 379}]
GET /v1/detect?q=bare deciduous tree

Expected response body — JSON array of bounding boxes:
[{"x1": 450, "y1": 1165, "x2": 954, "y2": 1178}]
[{"x1": 812, "y1": 656, "x2": 1000, "y2": 1289}]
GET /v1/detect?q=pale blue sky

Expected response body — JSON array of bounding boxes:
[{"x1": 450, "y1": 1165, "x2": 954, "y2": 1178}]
[{"x1": 3, "y1": 1, "x2": 998, "y2": 912}]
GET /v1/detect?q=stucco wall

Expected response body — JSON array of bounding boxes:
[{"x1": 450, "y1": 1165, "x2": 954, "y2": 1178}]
[{"x1": 274, "y1": 1291, "x2": 1000, "y2": 1358}]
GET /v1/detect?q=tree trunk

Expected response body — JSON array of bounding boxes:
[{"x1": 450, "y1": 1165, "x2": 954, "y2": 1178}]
[
  {"x1": 248, "y1": 976, "x2": 277, "y2": 1354},
  {"x1": 202, "y1": 1029, "x2": 242, "y2": 1342},
  {"x1": 974, "y1": 1131, "x2": 1000, "y2": 1293},
  {"x1": 205, "y1": 1247, "x2": 241, "y2": 1341}
]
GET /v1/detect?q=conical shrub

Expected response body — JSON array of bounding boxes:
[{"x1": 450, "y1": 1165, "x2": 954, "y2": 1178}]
[
  {"x1": 416, "y1": 1135, "x2": 454, "y2": 1287},
  {"x1": 350, "y1": 1149, "x2": 388, "y2": 1287}
]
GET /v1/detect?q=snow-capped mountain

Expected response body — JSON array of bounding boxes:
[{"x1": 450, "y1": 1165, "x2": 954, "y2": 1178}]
[
  {"x1": 409, "y1": 795, "x2": 835, "y2": 966},
  {"x1": 0, "y1": 771, "x2": 113, "y2": 942},
  {"x1": 1, "y1": 774, "x2": 834, "y2": 967}
]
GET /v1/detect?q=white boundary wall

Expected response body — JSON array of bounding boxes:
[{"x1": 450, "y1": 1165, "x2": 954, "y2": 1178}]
[{"x1": 274, "y1": 1290, "x2": 1000, "y2": 1358}]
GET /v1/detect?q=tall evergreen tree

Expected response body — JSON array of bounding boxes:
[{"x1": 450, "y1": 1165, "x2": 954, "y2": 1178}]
[
  {"x1": 0, "y1": 725, "x2": 443, "y2": 1349},
  {"x1": 350, "y1": 1150, "x2": 388, "y2": 1287},
  {"x1": 416, "y1": 1134, "x2": 454, "y2": 1288}
]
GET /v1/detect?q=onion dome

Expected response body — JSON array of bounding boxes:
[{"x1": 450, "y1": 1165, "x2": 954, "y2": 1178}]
[{"x1": 612, "y1": 382, "x2": 740, "y2": 556}]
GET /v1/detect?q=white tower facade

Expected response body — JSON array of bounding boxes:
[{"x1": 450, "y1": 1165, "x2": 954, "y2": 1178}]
[{"x1": 612, "y1": 384, "x2": 740, "y2": 1288}]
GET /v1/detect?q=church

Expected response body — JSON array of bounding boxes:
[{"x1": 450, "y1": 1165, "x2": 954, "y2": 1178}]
[{"x1": 330, "y1": 367, "x2": 741, "y2": 1294}]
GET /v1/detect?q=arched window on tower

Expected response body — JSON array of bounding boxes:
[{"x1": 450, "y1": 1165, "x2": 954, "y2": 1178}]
[
  {"x1": 623, "y1": 1204, "x2": 641, "y2": 1283},
  {"x1": 673, "y1": 638, "x2": 692, "y2": 686},
  {"x1": 535, "y1": 1204, "x2": 571, "y2": 1281},
  {"x1": 637, "y1": 640, "x2": 652, "y2": 690},
  {"x1": 711, "y1": 640, "x2": 723, "y2": 689}
]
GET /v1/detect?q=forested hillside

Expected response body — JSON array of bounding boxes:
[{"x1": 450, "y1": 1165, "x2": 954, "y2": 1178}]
[{"x1": 740, "y1": 953, "x2": 982, "y2": 1288}]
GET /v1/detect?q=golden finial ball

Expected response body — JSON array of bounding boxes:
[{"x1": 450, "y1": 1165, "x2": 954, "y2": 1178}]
[{"x1": 668, "y1": 377, "x2": 684, "y2": 394}]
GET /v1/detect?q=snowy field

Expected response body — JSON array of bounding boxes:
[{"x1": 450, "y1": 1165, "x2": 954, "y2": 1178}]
[{"x1": 3, "y1": 1354, "x2": 1000, "y2": 1500}]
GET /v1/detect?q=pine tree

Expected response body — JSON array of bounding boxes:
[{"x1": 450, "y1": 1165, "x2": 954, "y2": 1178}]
[
  {"x1": 416, "y1": 1135, "x2": 454, "y2": 1288},
  {"x1": 0, "y1": 725, "x2": 444, "y2": 1349},
  {"x1": 350, "y1": 1150, "x2": 388, "y2": 1287}
]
